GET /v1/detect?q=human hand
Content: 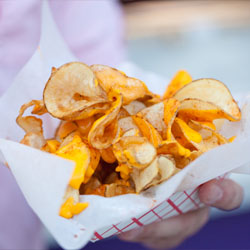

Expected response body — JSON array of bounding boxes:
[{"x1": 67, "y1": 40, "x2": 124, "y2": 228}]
[{"x1": 119, "y1": 179, "x2": 243, "y2": 249}]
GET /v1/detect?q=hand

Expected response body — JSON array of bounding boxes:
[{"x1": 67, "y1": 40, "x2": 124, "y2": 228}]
[{"x1": 119, "y1": 179, "x2": 243, "y2": 249}]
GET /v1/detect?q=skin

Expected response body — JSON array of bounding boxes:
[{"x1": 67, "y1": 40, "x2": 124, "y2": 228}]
[{"x1": 119, "y1": 179, "x2": 243, "y2": 249}]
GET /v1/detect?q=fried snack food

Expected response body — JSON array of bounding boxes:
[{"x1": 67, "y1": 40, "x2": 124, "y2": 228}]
[{"x1": 16, "y1": 64, "x2": 241, "y2": 219}]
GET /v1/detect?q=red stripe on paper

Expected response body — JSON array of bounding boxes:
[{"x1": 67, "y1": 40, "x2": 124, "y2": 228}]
[
  {"x1": 132, "y1": 217, "x2": 144, "y2": 227},
  {"x1": 94, "y1": 231, "x2": 103, "y2": 240},
  {"x1": 167, "y1": 199, "x2": 182, "y2": 214}
]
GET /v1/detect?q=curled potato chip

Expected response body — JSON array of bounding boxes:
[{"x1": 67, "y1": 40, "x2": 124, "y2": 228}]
[
  {"x1": 88, "y1": 93, "x2": 122, "y2": 149},
  {"x1": 123, "y1": 101, "x2": 146, "y2": 115},
  {"x1": 17, "y1": 101, "x2": 44, "y2": 134},
  {"x1": 56, "y1": 135, "x2": 91, "y2": 189},
  {"x1": 138, "y1": 102, "x2": 166, "y2": 136},
  {"x1": 178, "y1": 99, "x2": 236, "y2": 123},
  {"x1": 75, "y1": 117, "x2": 95, "y2": 137},
  {"x1": 163, "y1": 70, "x2": 192, "y2": 99},
  {"x1": 100, "y1": 147, "x2": 116, "y2": 164},
  {"x1": 131, "y1": 158, "x2": 159, "y2": 193},
  {"x1": 174, "y1": 118, "x2": 202, "y2": 144},
  {"x1": 30, "y1": 100, "x2": 47, "y2": 115},
  {"x1": 118, "y1": 117, "x2": 138, "y2": 133},
  {"x1": 132, "y1": 116, "x2": 162, "y2": 148},
  {"x1": 105, "y1": 183, "x2": 135, "y2": 197},
  {"x1": 157, "y1": 140, "x2": 191, "y2": 158},
  {"x1": 113, "y1": 136, "x2": 156, "y2": 169},
  {"x1": 21, "y1": 132, "x2": 46, "y2": 149},
  {"x1": 115, "y1": 164, "x2": 132, "y2": 180},
  {"x1": 164, "y1": 98, "x2": 180, "y2": 140},
  {"x1": 173, "y1": 79, "x2": 241, "y2": 121},
  {"x1": 68, "y1": 103, "x2": 110, "y2": 121},
  {"x1": 43, "y1": 62, "x2": 107, "y2": 120},
  {"x1": 55, "y1": 121, "x2": 78, "y2": 140},
  {"x1": 91, "y1": 64, "x2": 149, "y2": 105},
  {"x1": 84, "y1": 146, "x2": 100, "y2": 184},
  {"x1": 122, "y1": 128, "x2": 140, "y2": 137}
]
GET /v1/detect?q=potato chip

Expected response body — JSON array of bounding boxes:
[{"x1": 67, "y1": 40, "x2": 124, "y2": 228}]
[
  {"x1": 56, "y1": 135, "x2": 91, "y2": 189},
  {"x1": 163, "y1": 98, "x2": 180, "y2": 140},
  {"x1": 113, "y1": 136, "x2": 156, "y2": 169},
  {"x1": 43, "y1": 62, "x2": 107, "y2": 120},
  {"x1": 17, "y1": 101, "x2": 44, "y2": 134},
  {"x1": 91, "y1": 64, "x2": 149, "y2": 105},
  {"x1": 118, "y1": 117, "x2": 138, "y2": 133},
  {"x1": 132, "y1": 116, "x2": 162, "y2": 148},
  {"x1": 177, "y1": 98, "x2": 237, "y2": 123},
  {"x1": 88, "y1": 93, "x2": 122, "y2": 149},
  {"x1": 138, "y1": 102, "x2": 166, "y2": 136},
  {"x1": 100, "y1": 147, "x2": 117, "y2": 164},
  {"x1": 173, "y1": 79, "x2": 241, "y2": 121},
  {"x1": 131, "y1": 158, "x2": 159, "y2": 193},
  {"x1": 55, "y1": 121, "x2": 78, "y2": 140},
  {"x1": 122, "y1": 128, "x2": 140, "y2": 137},
  {"x1": 84, "y1": 146, "x2": 100, "y2": 184},
  {"x1": 105, "y1": 183, "x2": 135, "y2": 197},
  {"x1": 21, "y1": 132, "x2": 46, "y2": 149},
  {"x1": 115, "y1": 164, "x2": 132, "y2": 180},
  {"x1": 157, "y1": 141, "x2": 191, "y2": 158},
  {"x1": 123, "y1": 101, "x2": 146, "y2": 115},
  {"x1": 75, "y1": 117, "x2": 95, "y2": 137},
  {"x1": 16, "y1": 61, "x2": 242, "y2": 219},
  {"x1": 163, "y1": 70, "x2": 192, "y2": 99}
]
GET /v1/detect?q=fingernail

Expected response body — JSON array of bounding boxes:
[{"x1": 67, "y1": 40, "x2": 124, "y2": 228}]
[
  {"x1": 204, "y1": 183, "x2": 223, "y2": 205},
  {"x1": 120, "y1": 227, "x2": 144, "y2": 240}
]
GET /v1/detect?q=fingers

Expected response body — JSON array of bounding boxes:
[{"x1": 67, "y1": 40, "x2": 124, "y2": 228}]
[
  {"x1": 119, "y1": 207, "x2": 210, "y2": 249},
  {"x1": 199, "y1": 179, "x2": 244, "y2": 210}
]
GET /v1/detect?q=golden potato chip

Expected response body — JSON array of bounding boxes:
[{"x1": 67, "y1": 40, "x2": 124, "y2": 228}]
[
  {"x1": 84, "y1": 146, "x2": 100, "y2": 184},
  {"x1": 123, "y1": 101, "x2": 146, "y2": 115},
  {"x1": 118, "y1": 117, "x2": 138, "y2": 133},
  {"x1": 131, "y1": 158, "x2": 159, "y2": 193},
  {"x1": 174, "y1": 118, "x2": 202, "y2": 144},
  {"x1": 163, "y1": 70, "x2": 192, "y2": 99},
  {"x1": 173, "y1": 79, "x2": 241, "y2": 121},
  {"x1": 157, "y1": 155, "x2": 176, "y2": 183},
  {"x1": 88, "y1": 93, "x2": 122, "y2": 149},
  {"x1": 17, "y1": 101, "x2": 44, "y2": 134},
  {"x1": 132, "y1": 116, "x2": 162, "y2": 148},
  {"x1": 105, "y1": 183, "x2": 135, "y2": 197},
  {"x1": 91, "y1": 64, "x2": 149, "y2": 105},
  {"x1": 75, "y1": 117, "x2": 95, "y2": 137},
  {"x1": 157, "y1": 141, "x2": 191, "y2": 158},
  {"x1": 100, "y1": 147, "x2": 117, "y2": 164},
  {"x1": 163, "y1": 98, "x2": 180, "y2": 140},
  {"x1": 113, "y1": 136, "x2": 156, "y2": 169},
  {"x1": 55, "y1": 121, "x2": 78, "y2": 140},
  {"x1": 21, "y1": 132, "x2": 46, "y2": 149},
  {"x1": 43, "y1": 62, "x2": 107, "y2": 120},
  {"x1": 115, "y1": 164, "x2": 132, "y2": 180},
  {"x1": 138, "y1": 102, "x2": 166, "y2": 136},
  {"x1": 56, "y1": 135, "x2": 91, "y2": 189},
  {"x1": 122, "y1": 128, "x2": 140, "y2": 137}
]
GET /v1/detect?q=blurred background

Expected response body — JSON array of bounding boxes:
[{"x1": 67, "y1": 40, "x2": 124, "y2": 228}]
[{"x1": 79, "y1": 1, "x2": 250, "y2": 249}]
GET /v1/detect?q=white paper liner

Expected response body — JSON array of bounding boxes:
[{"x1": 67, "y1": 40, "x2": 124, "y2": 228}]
[{"x1": 0, "y1": 1, "x2": 250, "y2": 249}]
